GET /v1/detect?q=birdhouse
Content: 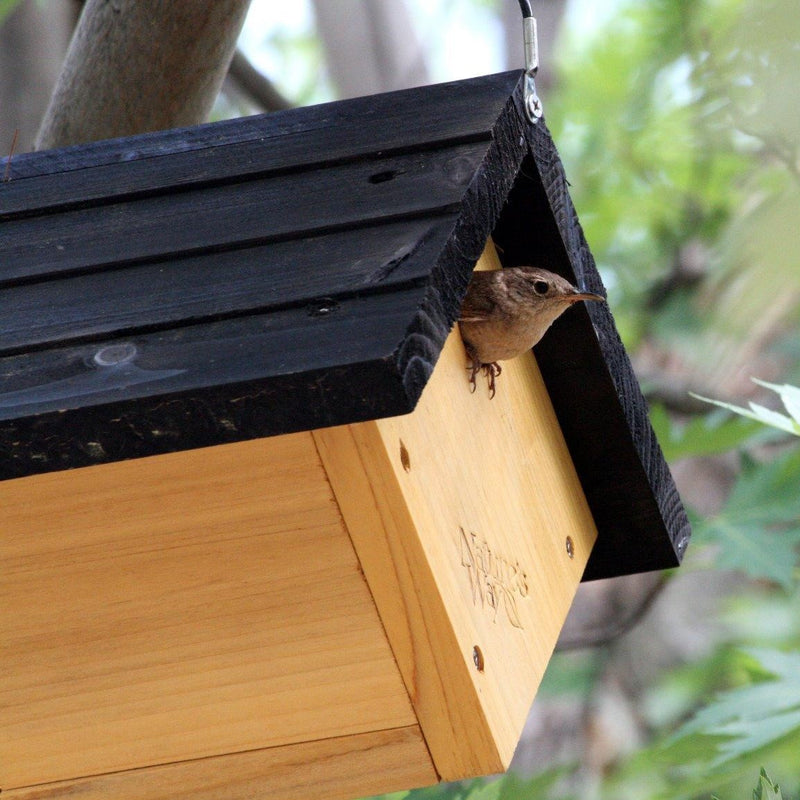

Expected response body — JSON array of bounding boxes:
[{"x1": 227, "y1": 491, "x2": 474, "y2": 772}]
[{"x1": 1, "y1": 72, "x2": 689, "y2": 799}]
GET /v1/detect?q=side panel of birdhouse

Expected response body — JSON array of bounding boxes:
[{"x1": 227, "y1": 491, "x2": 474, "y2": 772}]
[
  {"x1": 315, "y1": 243, "x2": 598, "y2": 780},
  {"x1": 1, "y1": 434, "x2": 435, "y2": 798}
]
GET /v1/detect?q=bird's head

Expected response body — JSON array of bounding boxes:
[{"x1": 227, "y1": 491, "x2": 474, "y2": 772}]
[
  {"x1": 507, "y1": 266, "x2": 605, "y2": 337},
  {"x1": 517, "y1": 267, "x2": 604, "y2": 308}
]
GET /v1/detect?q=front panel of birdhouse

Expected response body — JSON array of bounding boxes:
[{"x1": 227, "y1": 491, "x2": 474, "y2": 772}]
[{"x1": 315, "y1": 243, "x2": 598, "y2": 777}]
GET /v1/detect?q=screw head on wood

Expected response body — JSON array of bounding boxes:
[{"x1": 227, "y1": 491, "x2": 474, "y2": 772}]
[
  {"x1": 399, "y1": 440, "x2": 411, "y2": 472},
  {"x1": 526, "y1": 93, "x2": 543, "y2": 120}
]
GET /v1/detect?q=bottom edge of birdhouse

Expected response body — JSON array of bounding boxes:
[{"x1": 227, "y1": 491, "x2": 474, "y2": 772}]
[{"x1": 1, "y1": 727, "x2": 436, "y2": 800}]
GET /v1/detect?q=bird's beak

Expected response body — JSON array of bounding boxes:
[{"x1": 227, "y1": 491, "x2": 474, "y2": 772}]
[{"x1": 566, "y1": 290, "x2": 605, "y2": 304}]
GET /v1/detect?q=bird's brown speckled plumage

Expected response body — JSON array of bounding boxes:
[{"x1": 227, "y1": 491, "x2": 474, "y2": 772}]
[{"x1": 459, "y1": 266, "x2": 604, "y2": 397}]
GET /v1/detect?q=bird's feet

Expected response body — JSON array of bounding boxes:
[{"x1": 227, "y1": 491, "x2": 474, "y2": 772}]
[
  {"x1": 468, "y1": 360, "x2": 502, "y2": 399},
  {"x1": 483, "y1": 362, "x2": 502, "y2": 399}
]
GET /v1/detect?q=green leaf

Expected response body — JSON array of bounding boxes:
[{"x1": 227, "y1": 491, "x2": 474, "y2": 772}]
[
  {"x1": 690, "y1": 379, "x2": 800, "y2": 437},
  {"x1": 466, "y1": 779, "x2": 503, "y2": 800},
  {"x1": 753, "y1": 767, "x2": 784, "y2": 800},
  {"x1": 714, "y1": 708, "x2": 800, "y2": 765},
  {"x1": 496, "y1": 767, "x2": 574, "y2": 800},
  {"x1": 649, "y1": 403, "x2": 766, "y2": 462},
  {"x1": 690, "y1": 393, "x2": 800, "y2": 437},
  {"x1": 712, "y1": 768, "x2": 785, "y2": 800},
  {"x1": 753, "y1": 380, "x2": 800, "y2": 427},
  {"x1": 698, "y1": 446, "x2": 800, "y2": 587},
  {"x1": 724, "y1": 447, "x2": 800, "y2": 526},
  {"x1": 704, "y1": 521, "x2": 799, "y2": 589},
  {"x1": 672, "y1": 648, "x2": 800, "y2": 766}
]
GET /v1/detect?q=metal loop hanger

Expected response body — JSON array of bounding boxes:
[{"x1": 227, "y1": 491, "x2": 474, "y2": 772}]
[{"x1": 517, "y1": 0, "x2": 543, "y2": 122}]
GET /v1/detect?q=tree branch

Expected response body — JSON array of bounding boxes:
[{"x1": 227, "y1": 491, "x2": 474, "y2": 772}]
[
  {"x1": 555, "y1": 574, "x2": 668, "y2": 651},
  {"x1": 228, "y1": 48, "x2": 292, "y2": 112}
]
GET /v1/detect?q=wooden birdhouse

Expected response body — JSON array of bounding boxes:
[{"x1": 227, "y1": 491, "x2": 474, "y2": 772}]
[{"x1": 1, "y1": 72, "x2": 689, "y2": 799}]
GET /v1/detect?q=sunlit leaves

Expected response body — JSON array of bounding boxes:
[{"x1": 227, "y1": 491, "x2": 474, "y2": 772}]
[
  {"x1": 548, "y1": 0, "x2": 799, "y2": 384},
  {"x1": 692, "y1": 379, "x2": 800, "y2": 437}
]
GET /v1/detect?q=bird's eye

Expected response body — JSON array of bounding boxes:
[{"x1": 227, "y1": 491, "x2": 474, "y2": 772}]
[{"x1": 533, "y1": 280, "x2": 549, "y2": 295}]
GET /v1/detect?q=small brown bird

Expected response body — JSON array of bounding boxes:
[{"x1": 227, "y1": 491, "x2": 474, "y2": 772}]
[{"x1": 459, "y1": 266, "x2": 604, "y2": 398}]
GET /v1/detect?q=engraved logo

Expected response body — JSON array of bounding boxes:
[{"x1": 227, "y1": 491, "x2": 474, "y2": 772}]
[{"x1": 459, "y1": 527, "x2": 529, "y2": 628}]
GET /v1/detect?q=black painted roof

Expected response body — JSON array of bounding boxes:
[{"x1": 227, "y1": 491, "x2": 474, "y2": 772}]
[{"x1": 0, "y1": 71, "x2": 690, "y2": 579}]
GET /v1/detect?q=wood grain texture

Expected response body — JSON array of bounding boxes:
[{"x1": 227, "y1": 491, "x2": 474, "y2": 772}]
[
  {"x1": 4, "y1": 727, "x2": 435, "y2": 800},
  {"x1": 314, "y1": 244, "x2": 597, "y2": 780},
  {"x1": 1, "y1": 432, "x2": 416, "y2": 789},
  {"x1": 1, "y1": 142, "x2": 485, "y2": 285},
  {"x1": 0, "y1": 287, "x2": 424, "y2": 479},
  {"x1": 0, "y1": 217, "x2": 455, "y2": 355}
]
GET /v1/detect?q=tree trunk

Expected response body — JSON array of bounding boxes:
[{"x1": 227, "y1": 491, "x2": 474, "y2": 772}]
[{"x1": 35, "y1": 0, "x2": 252, "y2": 150}]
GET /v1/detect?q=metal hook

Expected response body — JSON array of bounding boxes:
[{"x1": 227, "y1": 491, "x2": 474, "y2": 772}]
[{"x1": 518, "y1": 0, "x2": 543, "y2": 122}]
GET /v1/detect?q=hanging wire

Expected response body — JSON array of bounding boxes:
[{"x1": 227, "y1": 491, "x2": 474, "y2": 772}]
[{"x1": 517, "y1": 0, "x2": 533, "y2": 18}]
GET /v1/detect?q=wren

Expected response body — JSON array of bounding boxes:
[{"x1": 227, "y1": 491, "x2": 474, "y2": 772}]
[{"x1": 459, "y1": 266, "x2": 604, "y2": 398}]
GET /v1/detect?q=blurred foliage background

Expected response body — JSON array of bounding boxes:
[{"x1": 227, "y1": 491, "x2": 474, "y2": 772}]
[{"x1": 2, "y1": 0, "x2": 798, "y2": 797}]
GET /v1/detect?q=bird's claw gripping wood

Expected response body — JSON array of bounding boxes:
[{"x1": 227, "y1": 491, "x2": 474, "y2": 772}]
[{"x1": 468, "y1": 360, "x2": 502, "y2": 399}]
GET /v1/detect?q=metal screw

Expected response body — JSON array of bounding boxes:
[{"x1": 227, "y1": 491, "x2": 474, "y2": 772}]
[
  {"x1": 472, "y1": 645, "x2": 484, "y2": 672},
  {"x1": 527, "y1": 93, "x2": 543, "y2": 120},
  {"x1": 565, "y1": 536, "x2": 575, "y2": 559}
]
